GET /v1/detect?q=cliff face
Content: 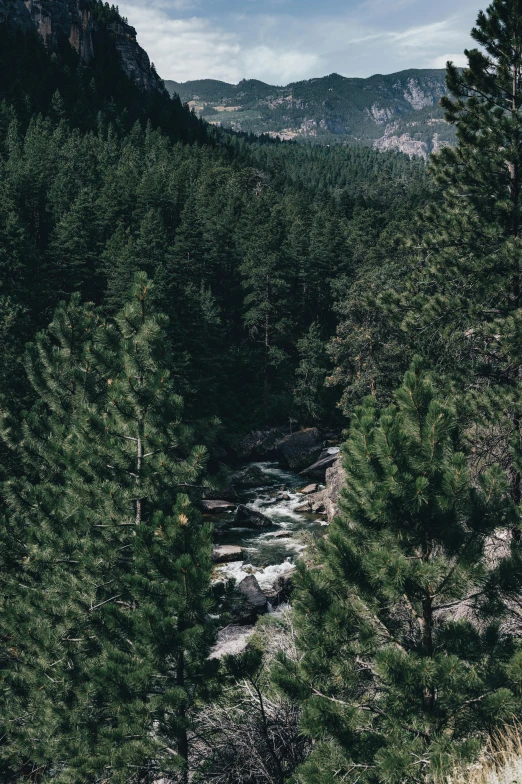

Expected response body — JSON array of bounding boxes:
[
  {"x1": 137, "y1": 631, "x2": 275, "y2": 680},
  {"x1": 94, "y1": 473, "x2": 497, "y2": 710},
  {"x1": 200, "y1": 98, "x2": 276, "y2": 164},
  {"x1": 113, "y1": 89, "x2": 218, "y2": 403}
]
[
  {"x1": 107, "y1": 18, "x2": 163, "y2": 92},
  {"x1": 0, "y1": 0, "x2": 163, "y2": 92}
]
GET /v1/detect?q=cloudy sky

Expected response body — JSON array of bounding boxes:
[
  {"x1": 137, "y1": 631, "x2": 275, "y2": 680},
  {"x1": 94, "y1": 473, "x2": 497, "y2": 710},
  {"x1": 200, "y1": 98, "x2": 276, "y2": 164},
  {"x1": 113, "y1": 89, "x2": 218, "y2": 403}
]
[{"x1": 118, "y1": 0, "x2": 481, "y2": 85}]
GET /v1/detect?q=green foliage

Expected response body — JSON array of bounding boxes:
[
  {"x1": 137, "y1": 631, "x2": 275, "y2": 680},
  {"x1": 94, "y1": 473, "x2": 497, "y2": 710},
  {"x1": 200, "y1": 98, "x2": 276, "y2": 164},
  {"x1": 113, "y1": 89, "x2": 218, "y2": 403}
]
[
  {"x1": 275, "y1": 360, "x2": 522, "y2": 783},
  {"x1": 0, "y1": 275, "x2": 216, "y2": 781}
]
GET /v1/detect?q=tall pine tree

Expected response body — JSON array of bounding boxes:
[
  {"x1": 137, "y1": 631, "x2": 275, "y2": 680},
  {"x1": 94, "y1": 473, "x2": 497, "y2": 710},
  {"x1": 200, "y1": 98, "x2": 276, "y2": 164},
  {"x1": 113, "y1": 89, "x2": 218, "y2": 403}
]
[
  {"x1": 398, "y1": 0, "x2": 522, "y2": 509},
  {"x1": 0, "y1": 275, "x2": 216, "y2": 782},
  {"x1": 275, "y1": 360, "x2": 522, "y2": 784}
]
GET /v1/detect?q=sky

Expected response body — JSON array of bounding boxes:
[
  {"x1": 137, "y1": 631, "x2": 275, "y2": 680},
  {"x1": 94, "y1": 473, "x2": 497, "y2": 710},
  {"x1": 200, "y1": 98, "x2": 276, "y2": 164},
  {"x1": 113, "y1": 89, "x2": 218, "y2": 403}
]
[{"x1": 118, "y1": 0, "x2": 482, "y2": 85}]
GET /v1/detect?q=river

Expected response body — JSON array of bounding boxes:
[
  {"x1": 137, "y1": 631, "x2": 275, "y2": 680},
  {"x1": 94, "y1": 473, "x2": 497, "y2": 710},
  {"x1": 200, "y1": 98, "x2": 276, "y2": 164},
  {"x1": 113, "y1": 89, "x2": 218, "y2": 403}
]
[{"x1": 211, "y1": 461, "x2": 327, "y2": 594}]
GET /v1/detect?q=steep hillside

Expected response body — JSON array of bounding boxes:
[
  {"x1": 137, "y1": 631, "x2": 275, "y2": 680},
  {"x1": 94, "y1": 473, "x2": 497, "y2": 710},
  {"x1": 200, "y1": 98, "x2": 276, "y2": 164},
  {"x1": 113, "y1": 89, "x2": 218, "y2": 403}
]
[
  {"x1": 0, "y1": 0, "x2": 209, "y2": 142},
  {"x1": 166, "y1": 70, "x2": 456, "y2": 157},
  {"x1": 0, "y1": 0, "x2": 163, "y2": 91}
]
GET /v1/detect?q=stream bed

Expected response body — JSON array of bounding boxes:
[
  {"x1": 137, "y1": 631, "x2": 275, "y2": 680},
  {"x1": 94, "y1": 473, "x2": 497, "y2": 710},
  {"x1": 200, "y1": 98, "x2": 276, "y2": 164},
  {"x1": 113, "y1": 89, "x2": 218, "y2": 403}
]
[{"x1": 211, "y1": 462, "x2": 327, "y2": 594}]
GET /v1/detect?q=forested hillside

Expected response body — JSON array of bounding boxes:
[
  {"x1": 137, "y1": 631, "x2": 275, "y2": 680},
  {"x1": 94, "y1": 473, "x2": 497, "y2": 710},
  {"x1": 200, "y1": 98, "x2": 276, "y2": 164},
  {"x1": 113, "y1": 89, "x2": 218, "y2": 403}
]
[
  {"x1": 1, "y1": 0, "x2": 522, "y2": 783},
  {"x1": 165, "y1": 71, "x2": 457, "y2": 156}
]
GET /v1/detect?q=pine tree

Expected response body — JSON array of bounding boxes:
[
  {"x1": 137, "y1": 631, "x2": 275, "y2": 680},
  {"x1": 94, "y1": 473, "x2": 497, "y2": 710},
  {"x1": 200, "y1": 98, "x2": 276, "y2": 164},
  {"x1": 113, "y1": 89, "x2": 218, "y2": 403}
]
[
  {"x1": 398, "y1": 0, "x2": 522, "y2": 507},
  {"x1": 275, "y1": 360, "x2": 522, "y2": 784},
  {"x1": 0, "y1": 275, "x2": 216, "y2": 782}
]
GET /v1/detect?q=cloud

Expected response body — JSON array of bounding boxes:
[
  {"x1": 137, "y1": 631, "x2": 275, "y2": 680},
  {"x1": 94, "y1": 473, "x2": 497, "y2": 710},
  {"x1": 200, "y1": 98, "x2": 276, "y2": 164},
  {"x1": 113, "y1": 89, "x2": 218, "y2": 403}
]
[
  {"x1": 429, "y1": 53, "x2": 469, "y2": 69},
  {"x1": 119, "y1": 1, "x2": 475, "y2": 84},
  {"x1": 119, "y1": 4, "x2": 243, "y2": 82}
]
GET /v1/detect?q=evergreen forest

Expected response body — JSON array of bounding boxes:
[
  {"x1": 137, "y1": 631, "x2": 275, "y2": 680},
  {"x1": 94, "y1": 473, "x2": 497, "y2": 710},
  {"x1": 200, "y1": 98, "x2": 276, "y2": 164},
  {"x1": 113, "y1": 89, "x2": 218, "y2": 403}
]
[{"x1": 0, "y1": 0, "x2": 522, "y2": 782}]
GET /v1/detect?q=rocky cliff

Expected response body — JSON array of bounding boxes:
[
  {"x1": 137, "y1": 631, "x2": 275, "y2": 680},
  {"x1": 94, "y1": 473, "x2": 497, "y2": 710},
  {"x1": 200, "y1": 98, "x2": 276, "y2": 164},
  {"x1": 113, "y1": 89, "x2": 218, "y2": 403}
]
[{"x1": 0, "y1": 0, "x2": 163, "y2": 92}]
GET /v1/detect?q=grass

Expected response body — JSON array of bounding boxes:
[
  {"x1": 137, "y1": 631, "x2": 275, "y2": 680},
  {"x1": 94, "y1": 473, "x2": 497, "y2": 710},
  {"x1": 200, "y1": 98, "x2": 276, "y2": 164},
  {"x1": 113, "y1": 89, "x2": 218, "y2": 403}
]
[{"x1": 448, "y1": 725, "x2": 522, "y2": 784}]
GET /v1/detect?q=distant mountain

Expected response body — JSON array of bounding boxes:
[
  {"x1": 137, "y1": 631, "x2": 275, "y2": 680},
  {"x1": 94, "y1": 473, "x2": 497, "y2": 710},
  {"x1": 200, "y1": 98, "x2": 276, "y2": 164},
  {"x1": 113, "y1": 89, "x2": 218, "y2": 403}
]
[{"x1": 165, "y1": 70, "x2": 456, "y2": 157}]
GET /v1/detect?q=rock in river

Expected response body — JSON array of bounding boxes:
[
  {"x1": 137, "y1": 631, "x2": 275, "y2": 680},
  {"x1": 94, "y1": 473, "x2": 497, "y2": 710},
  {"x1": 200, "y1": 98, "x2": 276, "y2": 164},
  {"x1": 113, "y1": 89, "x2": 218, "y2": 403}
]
[
  {"x1": 300, "y1": 483, "x2": 319, "y2": 494},
  {"x1": 235, "y1": 504, "x2": 273, "y2": 529},
  {"x1": 200, "y1": 500, "x2": 236, "y2": 514},
  {"x1": 212, "y1": 545, "x2": 244, "y2": 563}
]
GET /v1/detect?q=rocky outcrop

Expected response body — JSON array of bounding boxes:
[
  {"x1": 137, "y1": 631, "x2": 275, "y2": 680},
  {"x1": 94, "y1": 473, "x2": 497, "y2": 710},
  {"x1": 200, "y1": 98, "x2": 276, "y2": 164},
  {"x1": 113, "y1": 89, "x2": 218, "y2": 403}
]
[
  {"x1": 300, "y1": 483, "x2": 319, "y2": 494},
  {"x1": 296, "y1": 456, "x2": 346, "y2": 522},
  {"x1": 231, "y1": 575, "x2": 269, "y2": 624},
  {"x1": 0, "y1": 0, "x2": 163, "y2": 92},
  {"x1": 323, "y1": 457, "x2": 346, "y2": 523},
  {"x1": 231, "y1": 465, "x2": 266, "y2": 488},
  {"x1": 296, "y1": 492, "x2": 326, "y2": 515},
  {"x1": 1, "y1": 0, "x2": 95, "y2": 60},
  {"x1": 300, "y1": 449, "x2": 340, "y2": 480},
  {"x1": 235, "y1": 505, "x2": 273, "y2": 529}
]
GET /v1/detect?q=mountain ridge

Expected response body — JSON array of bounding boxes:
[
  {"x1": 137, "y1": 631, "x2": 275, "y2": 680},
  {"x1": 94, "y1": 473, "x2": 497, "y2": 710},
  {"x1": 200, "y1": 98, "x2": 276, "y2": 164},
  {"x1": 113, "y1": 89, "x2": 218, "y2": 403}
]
[{"x1": 166, "y1": 69, "x2": 455, "y2": 157}]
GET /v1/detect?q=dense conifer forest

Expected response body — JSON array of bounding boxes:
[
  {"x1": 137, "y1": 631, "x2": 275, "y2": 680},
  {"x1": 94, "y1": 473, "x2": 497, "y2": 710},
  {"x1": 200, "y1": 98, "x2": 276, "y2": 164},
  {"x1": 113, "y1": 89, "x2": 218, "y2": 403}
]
[{"x1": 1, "y1": 0, "x2": 522, "y2": 782}]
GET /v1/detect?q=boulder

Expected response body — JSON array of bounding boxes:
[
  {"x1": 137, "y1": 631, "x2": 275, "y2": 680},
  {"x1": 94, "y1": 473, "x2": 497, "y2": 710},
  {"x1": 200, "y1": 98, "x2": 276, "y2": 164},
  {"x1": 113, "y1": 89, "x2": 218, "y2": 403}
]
[
  {"x1": 230, "y1": 575, "x2": 269, "y2": 624},
  {"x1": 300, "y1": 483, "x2": 319, "y2": 494},
  {"x1": 212, "y1": 545, "x2": 244, "y2": 564},
  {"x1": 236, "y1": 427, "x2": 289, "y2": 461},
  {"x1": 300, "y1": 453, "x2": 340, "y2": 480},
  {"x1": 235, "y1": 505, "x2": 273, "y2": 529},
  {"x1": 200, "y1": 500, "x2": 236, "y2": 514},
  {"x1": 324, "y1": 457, "x2": 346, "y2": 522},
  {"x1": 231, "y1": 464, "x2": 266, "y2": 488},
  {"x1": 278, "y1": 428, "x2": 323, "y2": 470}
]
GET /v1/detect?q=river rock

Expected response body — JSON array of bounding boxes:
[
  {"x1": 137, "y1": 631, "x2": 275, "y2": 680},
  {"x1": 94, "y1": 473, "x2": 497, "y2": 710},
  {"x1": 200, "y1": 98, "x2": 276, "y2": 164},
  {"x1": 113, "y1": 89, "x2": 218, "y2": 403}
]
[
  {"x1": 278, "y1": 428, "x2": 323, "y2": 470},
  {"x1": 300, "y1": 452, "x2": 340, "y2": 480},
  {"x1": 235, "y1": 504, "x2": 273, "y2": 529},
  {"x1": 231, "y1": 464, "x2": 266, "y2": 488},
  {"x1": 300, "y1": 483, "x2": 319, "y2": 494},
  {"x1": 200, "y1": 500, "x2": 236, "y2": 514},
  {"x1": 212, "y1": 545, "x2": 244, "y2": 563}
]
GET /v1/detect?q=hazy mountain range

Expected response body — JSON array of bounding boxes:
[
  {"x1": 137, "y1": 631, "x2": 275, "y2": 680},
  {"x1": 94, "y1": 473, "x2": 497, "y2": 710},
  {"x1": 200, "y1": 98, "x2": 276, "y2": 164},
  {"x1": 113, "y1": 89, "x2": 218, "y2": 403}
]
[{"x1": 166, "y1": 70, "x2": 455, "y2": 158}]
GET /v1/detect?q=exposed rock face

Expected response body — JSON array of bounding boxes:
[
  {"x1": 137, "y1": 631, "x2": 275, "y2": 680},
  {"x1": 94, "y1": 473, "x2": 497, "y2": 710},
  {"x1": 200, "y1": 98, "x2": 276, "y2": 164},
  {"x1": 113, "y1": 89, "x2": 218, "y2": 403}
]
[
  {"x1": 300, "y1": 452, "x2": 340, "y2": 480},
  {"x1": 236, "y1": 426, "x2": 289, "y2": 461},
  {"x1": 231, "y1": 464, "x2": 266, "y2": 488},
  {"x1": 108, "y1": 19, "x2": 163, "y2": 92},
  {"x1": 238, "y1": 575, "x2": 268, "y2": 612},
  {"x1": 0, "y1": 0, "x2": 163, "y2": 92},
  {"x1": 323, "y1": 457, "x2": 346, "y2": 523}
]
